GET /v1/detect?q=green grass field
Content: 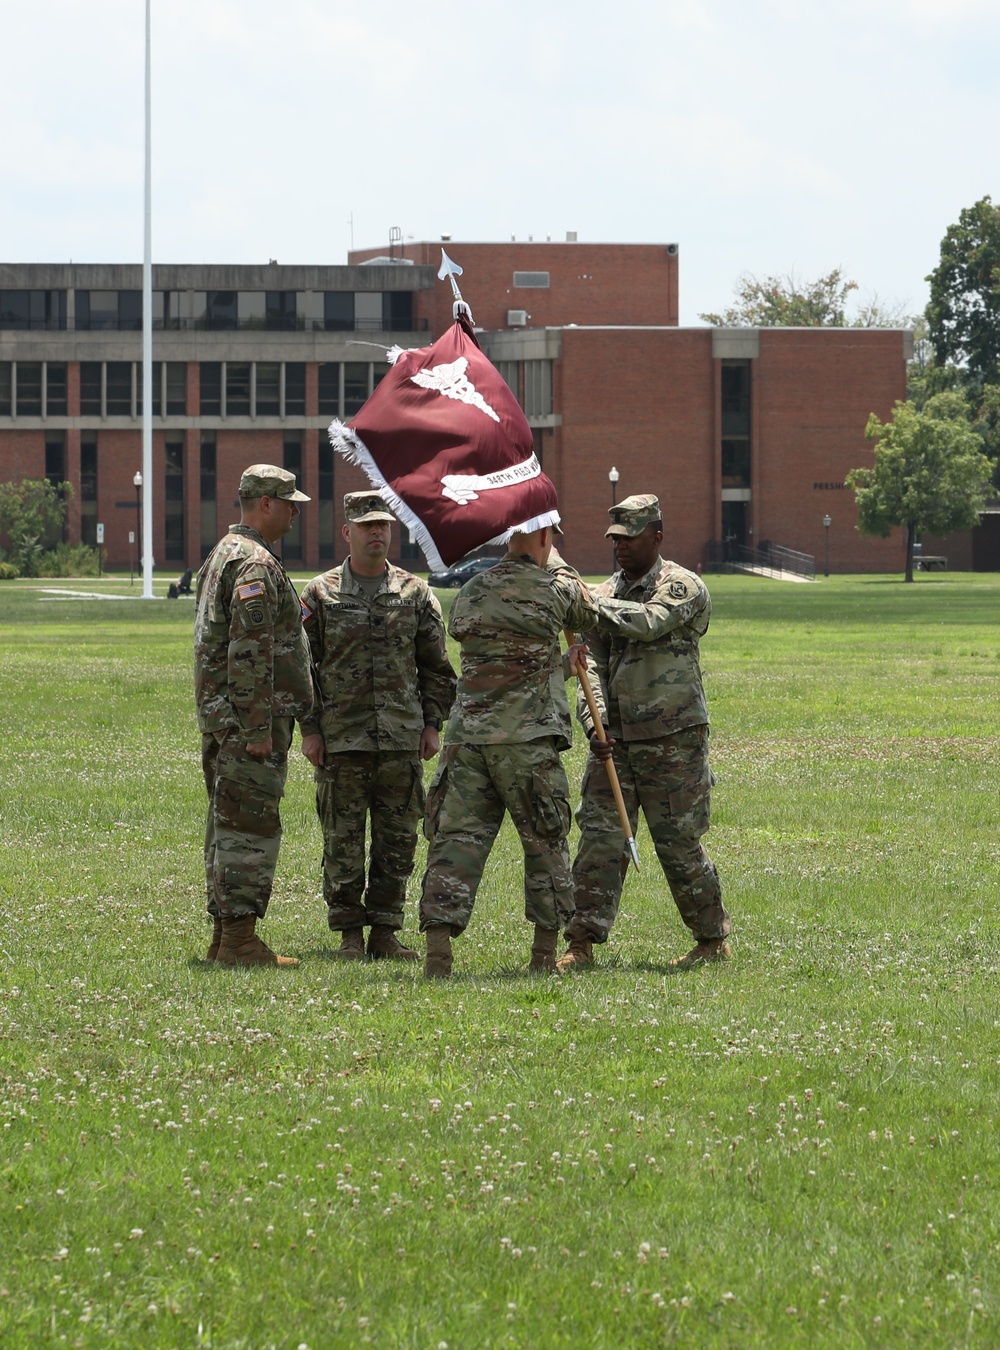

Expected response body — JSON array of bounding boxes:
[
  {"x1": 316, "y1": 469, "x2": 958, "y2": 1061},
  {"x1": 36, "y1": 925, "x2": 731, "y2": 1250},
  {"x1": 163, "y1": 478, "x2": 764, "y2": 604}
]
[{"x1": 1, "y1": 571, "x2": 997, "y2": 1348}]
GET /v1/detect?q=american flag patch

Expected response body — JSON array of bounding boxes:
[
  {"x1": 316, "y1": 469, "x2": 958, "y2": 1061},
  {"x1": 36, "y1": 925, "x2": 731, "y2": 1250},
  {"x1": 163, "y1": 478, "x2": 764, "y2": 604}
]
[
  {"x1": 237, "y1": 581, "x2": 265, "y2": 601},
  {"x1": 301, "y1": 600, "x2": 313, "y2": 622}
]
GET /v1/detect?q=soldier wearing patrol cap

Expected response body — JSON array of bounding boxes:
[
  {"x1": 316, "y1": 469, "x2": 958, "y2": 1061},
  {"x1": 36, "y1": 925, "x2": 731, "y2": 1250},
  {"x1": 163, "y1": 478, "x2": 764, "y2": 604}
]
[
  {"x1": 298, "y1": 491, "x2": 456, "y2": 961},
  {"x1": 194, "y1": 464, "x2": 314, "y2": 967},
  {"x1": 559, "y1": 493, "x2": 731, "y2": 972}
]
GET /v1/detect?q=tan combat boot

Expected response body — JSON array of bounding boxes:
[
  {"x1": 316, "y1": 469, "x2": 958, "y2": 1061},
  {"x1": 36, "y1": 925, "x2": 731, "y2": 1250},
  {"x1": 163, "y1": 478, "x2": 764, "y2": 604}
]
[
  {"x1": 424, "y1": 925, "x2": 453, "y2": 979},
  {"x1": 556, "y1": 937, "x2": 594, "y2": 973},
  {"x1": 367, "y1": 925, "x2": 419, "y2": 961},
  {"x1": 528, "y1": 925, "x2": 559, "y2": 973},
  {"x1": 669, "y1": 938, "x2": 731, "y2": 970},
  {"x1": 216, "y1": 914, "x2": 299, "y2": 967},
  {"x1": 331, "y1": 927, "x2": 365, "y2": 961},
  {"x1": 205, "y1": 916, "x2": 223, "y2": 962}
]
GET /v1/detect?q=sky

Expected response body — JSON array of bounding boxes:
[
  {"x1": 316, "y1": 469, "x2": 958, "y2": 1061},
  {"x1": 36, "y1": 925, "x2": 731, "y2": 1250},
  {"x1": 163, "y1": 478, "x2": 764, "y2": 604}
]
[{"x1": 2, "y1": 0, "x2": 999, "y2": 326}]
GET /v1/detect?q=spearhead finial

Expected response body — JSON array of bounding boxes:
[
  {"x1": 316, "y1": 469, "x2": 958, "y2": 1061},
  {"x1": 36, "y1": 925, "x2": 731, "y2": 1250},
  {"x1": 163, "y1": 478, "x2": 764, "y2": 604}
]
[{"x1": 438, "y1": 249, "x2": 474, "y2": 325}]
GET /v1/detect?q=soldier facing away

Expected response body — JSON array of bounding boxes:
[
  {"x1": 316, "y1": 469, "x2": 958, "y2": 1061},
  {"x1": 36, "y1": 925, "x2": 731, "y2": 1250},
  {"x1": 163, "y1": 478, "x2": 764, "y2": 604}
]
[
  {"x1": 194, "y1": 464, "x2": 314, "y2": 967},
  {"x1": 558, "y1": 493, "x2": 731, "y2": 972},
  {"x1": 298, "y1": 492, "x2": 456, "y2": 960},
  {"x1": 419, "y1": 524, "x2": 594, "y2": 978}
]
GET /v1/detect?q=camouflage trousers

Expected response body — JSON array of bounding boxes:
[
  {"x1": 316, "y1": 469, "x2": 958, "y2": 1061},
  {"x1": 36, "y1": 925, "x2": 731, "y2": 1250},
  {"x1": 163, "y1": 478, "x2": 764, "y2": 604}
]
[
  {"x1": 419, "y1": 738, "x2": 575, "y2": 936},
  {"x1": 567, "y1": 725, "x2": 729, "y2": 945},
  {"x1": 315, "y1": 751, "x2": 425, "y2": 931},
  {"x1": 202, "y1": 718, "x2": 292, "y2": 919}
]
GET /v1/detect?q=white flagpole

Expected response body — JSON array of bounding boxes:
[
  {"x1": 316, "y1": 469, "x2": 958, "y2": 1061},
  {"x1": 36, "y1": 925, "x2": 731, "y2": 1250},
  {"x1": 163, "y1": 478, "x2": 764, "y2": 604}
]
[{"x1": 141, "y1": 0, "x2": 154, "y2": 598}]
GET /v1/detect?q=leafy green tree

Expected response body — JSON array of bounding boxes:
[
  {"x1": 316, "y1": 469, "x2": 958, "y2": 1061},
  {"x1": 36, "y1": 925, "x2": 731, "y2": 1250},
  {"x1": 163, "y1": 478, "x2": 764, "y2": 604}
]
[
  {"x1": 925, "y1": 196, "x2": 1000, "y2": 385},
  {"x1": 846, "y1": 394, "x2": 992, "y2": 582},
  {"x1": 0, "y1": 478, "x2": 73, "y2": 575},
  {"x1": 700, "y1": 268, "x2": 907, "y2": 328}
]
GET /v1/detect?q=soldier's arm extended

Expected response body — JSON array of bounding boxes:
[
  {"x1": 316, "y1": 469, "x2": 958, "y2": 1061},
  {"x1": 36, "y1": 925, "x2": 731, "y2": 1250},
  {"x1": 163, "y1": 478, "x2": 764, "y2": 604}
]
[
  {"x1": 596, "y1": 573, "x2": 709, "y2": 642},
  {"x1": 575, "y1": 623, "x2": 610, "y2": 737},
  {"x1": 415, "y1": 588, "x2": 458, "y2": 726},
  {"x1": 227, "y1": 565, "x2": 279, "y2": 749}
]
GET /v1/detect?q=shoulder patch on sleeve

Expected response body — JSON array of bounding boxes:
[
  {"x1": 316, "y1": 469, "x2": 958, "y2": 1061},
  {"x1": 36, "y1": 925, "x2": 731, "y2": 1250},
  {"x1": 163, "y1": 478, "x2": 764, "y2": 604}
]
[
  {"x1": 301, "y1": 600, "x2": 314, "y2": 622},
  {"x1": 237, "y1": 581, "x2": 265, "y2": 601},
  {"x1": 668, "y1": 578, "x2": 691, "y2": 600}
]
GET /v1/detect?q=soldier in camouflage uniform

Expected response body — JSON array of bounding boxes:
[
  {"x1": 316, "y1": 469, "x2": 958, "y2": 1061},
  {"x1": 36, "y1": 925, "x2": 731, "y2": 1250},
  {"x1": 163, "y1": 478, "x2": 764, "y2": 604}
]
[
  {"x1": 559, "y1": 494, "x2": 731, "y2": 972},
  {"x1": 298, "y1": 493, "x2": 456, "y2": 961},
  {"x1": 419, "y1": 525, "x2": 595, "y2": 978},
  {"x1": 195, "y1": 464, "x2": 314, "y2": 967}
]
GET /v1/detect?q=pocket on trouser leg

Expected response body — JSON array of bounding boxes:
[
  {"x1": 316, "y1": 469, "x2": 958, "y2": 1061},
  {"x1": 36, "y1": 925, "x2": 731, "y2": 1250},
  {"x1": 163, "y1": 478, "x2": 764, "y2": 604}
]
[
  {"x1": 531, "y1": 768, "x2": 572, "y2": 841},
  {"x1": 666, "y1": 766, "x2": 712, "y2": 838},
  {"x1": 422, "y1": 764, "x2": 448, "y2": 842},
  {"x1": 215, "y1": 778, "x2": 281, "y2": 838}
]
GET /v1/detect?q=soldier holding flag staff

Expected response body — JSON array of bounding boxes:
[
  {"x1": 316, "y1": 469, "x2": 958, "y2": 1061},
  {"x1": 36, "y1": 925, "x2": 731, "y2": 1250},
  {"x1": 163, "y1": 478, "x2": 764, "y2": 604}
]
[{"x1": 558, "y1": 494, "x2": 731, "y2": 972}]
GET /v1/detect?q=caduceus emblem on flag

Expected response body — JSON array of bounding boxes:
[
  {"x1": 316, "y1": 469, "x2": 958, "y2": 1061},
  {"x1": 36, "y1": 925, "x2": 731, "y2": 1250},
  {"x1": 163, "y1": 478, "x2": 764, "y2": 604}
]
[{"x1": 327, "y1": 251, "x2": 560, "y2": 572}]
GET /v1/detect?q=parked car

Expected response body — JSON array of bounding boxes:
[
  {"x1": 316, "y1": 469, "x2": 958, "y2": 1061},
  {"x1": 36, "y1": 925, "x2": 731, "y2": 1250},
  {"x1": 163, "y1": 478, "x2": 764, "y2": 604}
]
[{"x1": 428, "y1": 556, "x2": 502, "y2": 588}]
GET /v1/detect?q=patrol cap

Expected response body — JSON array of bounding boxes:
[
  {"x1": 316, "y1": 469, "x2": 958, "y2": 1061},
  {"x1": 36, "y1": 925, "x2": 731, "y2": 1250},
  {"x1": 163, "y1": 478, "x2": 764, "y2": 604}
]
[
  {"x1": 239, "y1": 464, "x2": 310, "y2": 502},
  {"x1": 605, "y1": 493, "x2": 662, "y2": 538},
  {"x1": 344, "y1": 490, "x2": 395, "y2": 524}
]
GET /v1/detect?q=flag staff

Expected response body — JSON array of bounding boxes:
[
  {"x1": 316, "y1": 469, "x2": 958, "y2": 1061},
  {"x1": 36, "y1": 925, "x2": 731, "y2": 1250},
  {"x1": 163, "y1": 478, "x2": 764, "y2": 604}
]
[{"x1": 566, "y1": 634, "x2": 640, "y2": 870}]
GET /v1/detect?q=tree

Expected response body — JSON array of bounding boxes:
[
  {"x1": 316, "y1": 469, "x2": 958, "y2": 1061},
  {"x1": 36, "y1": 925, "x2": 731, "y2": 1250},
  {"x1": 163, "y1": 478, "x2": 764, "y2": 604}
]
[
  {"x1": 0, "y1": 478, "x2": 73, "y2": 575},
  {"x1": 700, "y1": 267, "x2": 908, "y2": 328},
  {"x1": 846, "y1": 393, "x2": 992, "y2": 582},
  {"x1": 925, "y1": 196, "x2": 1000, "y2": 385}
]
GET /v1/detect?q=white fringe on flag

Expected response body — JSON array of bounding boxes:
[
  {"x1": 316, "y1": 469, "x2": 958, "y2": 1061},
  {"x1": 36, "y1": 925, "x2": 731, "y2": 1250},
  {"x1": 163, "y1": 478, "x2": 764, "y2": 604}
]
[{"x1": 329, "y1": 419, "x2": 561, "y2": 574}]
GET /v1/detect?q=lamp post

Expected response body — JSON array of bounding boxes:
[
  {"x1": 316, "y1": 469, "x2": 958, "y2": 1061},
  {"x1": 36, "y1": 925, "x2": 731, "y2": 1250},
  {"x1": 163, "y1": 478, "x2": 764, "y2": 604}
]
[
  {"x1": 609, "y1": 466, "x2": 620, "y2": 567},
  {"x1": 822, "y1": 513, "x2": 832, "y2": 577},
  {"x1": 134, "y1": 471, "x2": 144, "y2": 572}
]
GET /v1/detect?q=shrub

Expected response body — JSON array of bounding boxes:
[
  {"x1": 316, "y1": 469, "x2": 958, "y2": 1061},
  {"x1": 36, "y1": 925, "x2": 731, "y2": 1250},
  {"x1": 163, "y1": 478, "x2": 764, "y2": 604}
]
[
  {"x1": 0, "y1": 561, "x2": 19, "y2": 580},
  {"x1": 35, "y1": 543, "x2": 102, "y2": 578}
]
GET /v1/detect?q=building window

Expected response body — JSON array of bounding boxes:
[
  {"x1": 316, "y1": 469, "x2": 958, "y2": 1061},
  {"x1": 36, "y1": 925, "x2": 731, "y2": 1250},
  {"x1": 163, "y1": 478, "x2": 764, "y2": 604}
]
[
  {"x1": 0, "y1": 363, "x2": 11, "y2": 416},
  {"x1": 138, "y1": 361, "x2": 187, "y2": 415},
  {"x1": 383, "y1": 291, "x2": 414, "y2": 330},
  {"x1": 523, "y1": 360, "x2": 552, "y2": 417},
  {"x1": 226, "y1": 363, "x2": 251, "y2": 416},
  {"x1": 105, "y1": 362, "x2": 132, "y2": 417},
  {"x1": 75, "y1": 290, "x2": 142, "y2": 331},
  {"x1": 513, "y1": 272, "x2": 550, "y2": 288},
  {"x1": 47, "y1": 363, "x2": 68, "y2": 415},
  {"x1": 266, "y1": 291, "x2": 298, "y2": 331},
  {"x1": 200, "y1": 431, "x2": 217, "y2": 559},
  {"x1": 283, "y1": 433, "x2": 303, "y2": 560},
  {"x1": 318, "y1": 432, "x2": 335, "y2": 560},
  {"x1": 200, "y1": 363, "x2": 222, "y2": 415},
  {"x1": 285, "y1": 363, "x2": 306, "y2": 416},
  {"x1": 0, "y1": 289, "x2": 66, "y2": 330},
  {"x1": 344, "y1": 363, "x2": 369, "y2": 416},
  {"x1": 720, "y1": 360, "x2": 751, "y2": 488},
  {"x1": 256, "y1": 363, "x2": 281, "y2": 416},
  {"x1": 318, "y1": 363, "x2": 340, "y2": 415},
  {"x1": 80, "y1": 363, "x2": 102, "y2": 415},
  {"x1": 202, "y1": 291, "x2": 238, "y2": 330},
  {"x1": 165, "y1": 434, "x2": 185, "y2": 561},
  {"x1": 45, "y1": 432, "x2": 66, "y2": 489},
  {"x1": 80, "y1": 432, "x2": 98, "y2": 547},
  {"x1": 323, "y1": 292, "x2": 354, "y2": 332},
  {"x1": 153, "y1": 291, "x2": 182, "y2": 330},
  {"x1": 16, "y1": 363, "x2": 43, "y2": 416}
]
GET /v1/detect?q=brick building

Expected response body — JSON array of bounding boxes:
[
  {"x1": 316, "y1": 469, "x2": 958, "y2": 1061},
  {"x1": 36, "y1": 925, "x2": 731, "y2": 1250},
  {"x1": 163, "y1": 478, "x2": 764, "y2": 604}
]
[{"x1": 0, "y1": 243, "x2": 918, "y2": 576}]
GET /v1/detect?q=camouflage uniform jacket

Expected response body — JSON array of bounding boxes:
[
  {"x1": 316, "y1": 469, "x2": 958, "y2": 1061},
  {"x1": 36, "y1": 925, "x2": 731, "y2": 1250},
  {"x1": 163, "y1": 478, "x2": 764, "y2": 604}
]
[
  {"x1": 298, "y1": 562, "x2": 456, "y2": 753},
  {"x1": 194, "y1": 524, "x2": 314, "y2": 738},
  {"x1": 578, "y1": 556, "x2": 711, "y2": 742},
  {"x1": 446, "y1": 554, "x2": 596, "y2": 750}
]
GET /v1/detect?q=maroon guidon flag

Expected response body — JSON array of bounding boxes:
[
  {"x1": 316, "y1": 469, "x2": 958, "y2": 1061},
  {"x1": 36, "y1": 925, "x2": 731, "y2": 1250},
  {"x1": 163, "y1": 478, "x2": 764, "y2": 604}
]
[{"x1": 328, "y1": 314, "x2": 560, "y2": 572}]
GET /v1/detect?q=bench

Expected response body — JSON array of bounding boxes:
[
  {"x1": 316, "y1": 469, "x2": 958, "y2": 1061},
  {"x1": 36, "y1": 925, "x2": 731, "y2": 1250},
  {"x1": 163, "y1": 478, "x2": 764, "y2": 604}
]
[{"x1": 915, "y1": 555, "x2": 947, "y2": 571}]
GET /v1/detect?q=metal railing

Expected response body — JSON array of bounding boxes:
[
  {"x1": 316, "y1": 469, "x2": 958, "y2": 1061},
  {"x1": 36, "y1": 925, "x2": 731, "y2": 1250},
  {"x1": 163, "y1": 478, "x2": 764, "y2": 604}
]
[{"x1": 705, "y1": 540, "x2": 816, "y2": 580}]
